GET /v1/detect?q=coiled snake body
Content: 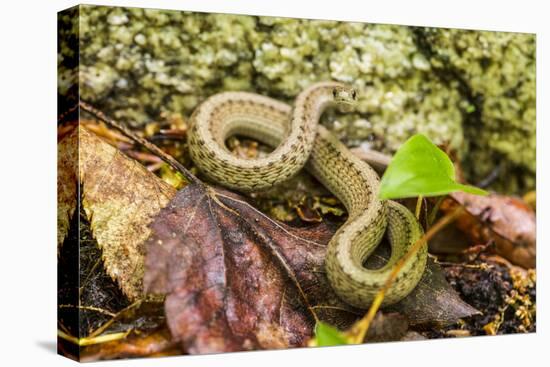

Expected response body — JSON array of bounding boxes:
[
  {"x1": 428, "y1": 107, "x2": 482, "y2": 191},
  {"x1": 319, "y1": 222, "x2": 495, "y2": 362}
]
[{"x1": 188, "y1": 82, "x2": 427, "y2": 308}]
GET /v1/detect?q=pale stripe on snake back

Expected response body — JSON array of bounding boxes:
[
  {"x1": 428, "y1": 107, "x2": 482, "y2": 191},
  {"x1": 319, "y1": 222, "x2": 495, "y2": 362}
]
[{"x1": 188, "y1": 82, "x2": 428, "y2": 308}]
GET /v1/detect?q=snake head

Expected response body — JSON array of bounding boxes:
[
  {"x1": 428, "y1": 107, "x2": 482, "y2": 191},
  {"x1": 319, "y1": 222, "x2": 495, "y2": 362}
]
[{"x1": 332, "y1": 85, "x2": 358, "y2": 113}]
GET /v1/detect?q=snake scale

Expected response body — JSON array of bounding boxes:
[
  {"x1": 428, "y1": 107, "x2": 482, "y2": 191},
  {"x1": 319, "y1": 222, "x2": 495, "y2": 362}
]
[{"x1": 188, "y1": 81, "x2": 428, "y2": 308}]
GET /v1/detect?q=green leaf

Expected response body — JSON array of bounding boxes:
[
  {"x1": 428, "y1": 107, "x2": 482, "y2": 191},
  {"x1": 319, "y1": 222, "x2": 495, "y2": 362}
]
[
  {"x1": 379, "y1": 134, "x2": 487, "y2": 200},
  {"x1": 314, "y1": 322, "x2": 349, "y2": 346}
]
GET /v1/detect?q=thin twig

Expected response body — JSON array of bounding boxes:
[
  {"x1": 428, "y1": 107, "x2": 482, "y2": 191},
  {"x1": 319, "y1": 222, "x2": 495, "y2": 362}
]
[
  {"x1": 79, "y1": 101, "x2": 201, "y2": 186},
  {"x1": 415, "y1": 195, "x2": 423, "y2": 219},
  {"x1": 58, "y1": 103, "x2": 79, "y2": 124},
  {"x1": 58, "y1": 329, "x2": 132, "y2": 347},
  {"x1": 147, "y1": 161, "x2": 165, "y2": 172},
  {"x1": 88, "y1": 299, "x2": 145, "y2": 338},
  {"x1": 310, "y1": 305, "x2": 363, "y2": 316},
  {"x1": 433, "y1": 259, "x2": 492, "y2": 270},
  {"x1": 346, "y1": 205, "x2": 464, "y2": 344},
  {"x1": 58, "y1": 304, "x2": 117, "y2": 317}
]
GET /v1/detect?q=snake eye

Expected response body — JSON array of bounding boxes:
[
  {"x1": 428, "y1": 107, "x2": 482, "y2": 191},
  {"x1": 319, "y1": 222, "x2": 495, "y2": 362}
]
[
  {"x1": 332, "y1": 89, "x2": 338, "y2": 98},
  {"x1": 351, "y1": 90, "x2": 357, "y2": 100}
]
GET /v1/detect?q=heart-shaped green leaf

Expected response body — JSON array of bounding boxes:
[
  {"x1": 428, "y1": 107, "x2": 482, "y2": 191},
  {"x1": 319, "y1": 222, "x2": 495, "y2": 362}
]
[
  {"x1": 379, "y1": 134, "x2": 487, "y2": 200},
  {"x1": 314, "y1": 322, "x2": 349, "y2": 346}
]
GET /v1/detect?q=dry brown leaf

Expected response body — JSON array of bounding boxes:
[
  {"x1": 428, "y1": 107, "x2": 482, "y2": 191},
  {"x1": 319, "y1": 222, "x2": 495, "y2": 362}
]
[
  {"x1": 144, "y1": 183, "x2": 479, "y2": 354},
  {"x1": 387, "y1": 258, "x2": 480, "y2": 326},
  {"x1": 446, "y1": 192, "x2": 536, "y2": 269},
  {"x1": 79, "y1": 125, "x2": 176, "y2": 300},
  {"x1": 58, "y1": 123, "x2": 79, "y2": 248},
  {"x1": 143, "y1": 183, "x2": 357, "y2": 354}
]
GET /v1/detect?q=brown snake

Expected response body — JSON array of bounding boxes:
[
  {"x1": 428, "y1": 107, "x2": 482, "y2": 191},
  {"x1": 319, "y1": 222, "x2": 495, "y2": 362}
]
[{"x1": 188, "y1": 81, "x2": 427, "y2": 307}]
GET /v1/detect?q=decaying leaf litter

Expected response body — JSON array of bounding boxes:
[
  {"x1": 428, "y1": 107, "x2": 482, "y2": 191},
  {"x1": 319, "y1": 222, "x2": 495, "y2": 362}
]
[{"x1": 57, "y1": 105, "x2": 536, "y2": 360}]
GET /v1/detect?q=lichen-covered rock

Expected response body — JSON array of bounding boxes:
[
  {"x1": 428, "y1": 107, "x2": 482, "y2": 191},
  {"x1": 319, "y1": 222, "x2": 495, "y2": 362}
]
[
  {"x1": 58, "y1": 5, "x2": 536, "y2": 193},
  {"x1": 57, "y1": 6, "x2": 79, "y2": 107},
  {"x1": 417, "y1": 28, "x2": 536, "y2": 192}
]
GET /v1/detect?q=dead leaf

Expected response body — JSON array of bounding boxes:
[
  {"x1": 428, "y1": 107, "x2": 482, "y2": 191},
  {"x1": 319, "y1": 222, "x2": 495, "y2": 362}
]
[
  {"x1": 143, "y1": 183, "x2": 357, "y2": 353},
  {"x1": 79, "y1": 125, "x2": 176, "y2": 300},
  {"x1": 144, "y1": 183, "x2": 479, "y2": 353},
  {"x1": 295, "y1": 198, "x2": 323, "y2": 222},
  {"x1": 58, "y1": 123, "x2": 79, "y2": 248},
  {"x1": 427, "y1": 224, "x2": 471, "y2": 255},
  {"x1": 387, "y1": 258, "x2": 481, "y2": 326},
  {"x1": 446, "y1": 192, "x2": 536, "y2": 269}
]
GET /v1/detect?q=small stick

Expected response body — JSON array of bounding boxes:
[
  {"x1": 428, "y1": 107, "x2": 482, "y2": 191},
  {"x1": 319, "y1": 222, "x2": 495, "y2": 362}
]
[
  {"x1": 87, "y1": 299, "x2": 144, "y2": 338},
  {"x1": 79, "y1": 101, "x2": 201, "y2": 186},
  {"x1": 125, "y1": 150, "x2": 164, "y2": 163},
  {"x1": 147, "y1": 161, "x2": 165, "y2": 172},
  {"x1": 58, "y1": 103, "x2": 79, "y2": 124},
  {"x1": 415, "y1": 195, "x2": 423, "y2": 219},
  {"x1": 58, "y1": 329, "x2": 132, "y2": 347},
  {"x1": 346, "y1": 205, "x2": 464, "y2": 344},
  {"x1": 58, "y1": 304, "x2": 117, "y2": 317}
]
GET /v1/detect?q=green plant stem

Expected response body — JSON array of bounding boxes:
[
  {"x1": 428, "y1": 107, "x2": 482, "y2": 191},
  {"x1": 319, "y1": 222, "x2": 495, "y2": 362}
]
[{"x1": 415, "y1": 195, "x2": 423, "y2": 219}]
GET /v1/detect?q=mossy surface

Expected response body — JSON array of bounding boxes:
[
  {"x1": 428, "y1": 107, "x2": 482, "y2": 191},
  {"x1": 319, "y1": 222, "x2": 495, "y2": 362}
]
[{"x1": 58, "y1": 5, "x2": 536, "y2": 193}]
